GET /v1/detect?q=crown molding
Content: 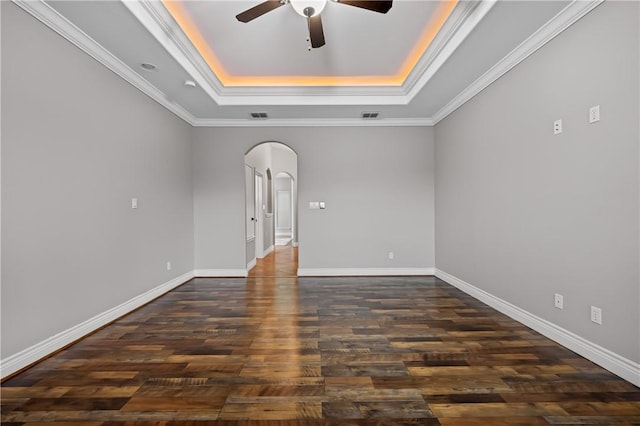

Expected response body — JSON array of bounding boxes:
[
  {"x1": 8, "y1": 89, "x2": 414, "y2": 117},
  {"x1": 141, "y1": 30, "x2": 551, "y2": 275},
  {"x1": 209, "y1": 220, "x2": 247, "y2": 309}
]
[
  {"x1": 404, "y1": 0, "x2": 497, "y2": 103},
  {"x1": 11, "y1": 0, "x2": 198, "y2": 124},
  {"x1": 13, "y1": 0, "x2": 603, "y2": 128},
  {"x1": 125, "y1": 0, "x2": 494, "y2": 107},
  {"x1": 121, "y1": 1, "x2": 228, "y2": 105},
  {"x1": 191, "y1": 117, "x2": 435, "y2": 128},
  {"x1": 127, "y1": 0, "x2": 411, "y2": 106},
  {"x1": 431, "y1": 0, "x2": 604, "y2": 124}
]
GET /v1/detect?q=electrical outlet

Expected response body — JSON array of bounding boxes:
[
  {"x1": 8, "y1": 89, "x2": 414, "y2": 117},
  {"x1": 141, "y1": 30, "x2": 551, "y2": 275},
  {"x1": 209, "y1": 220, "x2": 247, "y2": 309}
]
[
  {"x1": 166, "y1": 261, "x2": 172, "y2": 271},
  {"x1": 554, "y1": 293, "x2": 563, "y2": 309},
  {"x1": 590, "y1": 306, "x2": 602, "y2": 325},
  {"x1": 553, "y1": 119, "x2": 563, "y2": 135}
]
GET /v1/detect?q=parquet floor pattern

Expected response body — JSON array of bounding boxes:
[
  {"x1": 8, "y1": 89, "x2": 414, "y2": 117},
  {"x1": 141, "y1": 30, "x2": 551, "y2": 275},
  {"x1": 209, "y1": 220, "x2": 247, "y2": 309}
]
[{"x1": 3, "y1": 246, "x2": 640, "y2": 425}]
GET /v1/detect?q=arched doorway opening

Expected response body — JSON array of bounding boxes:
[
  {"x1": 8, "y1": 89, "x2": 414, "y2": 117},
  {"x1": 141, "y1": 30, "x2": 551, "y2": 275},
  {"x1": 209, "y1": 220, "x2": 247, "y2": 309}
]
[
  {"x1": 244, "y1": 142, "x2": 298, "y2": 276},
  {"x1": 274, "y1": 172, "x2": 295, "y2": 247}
]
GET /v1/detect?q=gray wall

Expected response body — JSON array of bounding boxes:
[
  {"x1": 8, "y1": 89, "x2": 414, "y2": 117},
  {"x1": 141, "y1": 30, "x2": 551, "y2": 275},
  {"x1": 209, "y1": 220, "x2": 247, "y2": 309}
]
[
  {"x1": 1, "y1": 2, "x2": 194, "y2": 358},
  {"x1": 434, "y1": 1, "x2": 639, "y2": 363},
  {"x1": 193, "y1": 126, "x2": 435, "y2": 272}
]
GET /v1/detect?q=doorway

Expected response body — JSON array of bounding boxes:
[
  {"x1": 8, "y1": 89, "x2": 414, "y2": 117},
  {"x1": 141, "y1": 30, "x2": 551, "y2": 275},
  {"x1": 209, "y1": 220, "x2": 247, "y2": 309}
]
[
  {"x1": 244, "y1": 142, "x2": 298, "y2": 276},
  {"x1": 254, "y1": 172, "x2": 264, "y2": 260},
  {"x1": 275, "y1": 172, "x2": 294, "y2": 246}
]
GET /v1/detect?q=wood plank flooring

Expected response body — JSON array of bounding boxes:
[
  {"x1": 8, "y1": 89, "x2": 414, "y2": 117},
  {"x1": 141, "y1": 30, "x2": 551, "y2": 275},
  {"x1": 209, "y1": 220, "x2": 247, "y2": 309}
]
[
  {"x1": 248, "y1": 245, "x2": 298, "y2": 278},
  {"x1": 3, "y1": 246, "x2": 640, "y2": 425}
]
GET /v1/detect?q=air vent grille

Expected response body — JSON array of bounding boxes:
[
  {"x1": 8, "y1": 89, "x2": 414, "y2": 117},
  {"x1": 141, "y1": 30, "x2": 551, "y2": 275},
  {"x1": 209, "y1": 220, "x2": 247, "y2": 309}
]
[
  {"x1": 361, "y1": 112, "x2": 380, "y2": 119},
  {"x1": 250, "y1": 112, "x2": 268, "y2": 119}
]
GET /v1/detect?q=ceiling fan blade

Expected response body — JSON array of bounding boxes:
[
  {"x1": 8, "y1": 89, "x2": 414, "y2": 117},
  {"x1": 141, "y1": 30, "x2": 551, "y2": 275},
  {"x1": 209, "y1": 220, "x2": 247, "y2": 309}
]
[
  {"x1": 236, "y1": 0, "x2": 284, "y2": 23},
  {"x1": 308, "y1": 14, "x2": 325, "y2": 48},
  {"x1": 336, "y1": 0, "x2": 393, "y2": 14}
]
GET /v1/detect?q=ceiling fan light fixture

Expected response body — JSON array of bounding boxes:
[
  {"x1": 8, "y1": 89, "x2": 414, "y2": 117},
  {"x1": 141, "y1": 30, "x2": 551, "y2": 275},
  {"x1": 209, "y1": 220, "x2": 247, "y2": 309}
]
[{"x1": 290, "y1": 0, "x2": 327, "y2": 17}]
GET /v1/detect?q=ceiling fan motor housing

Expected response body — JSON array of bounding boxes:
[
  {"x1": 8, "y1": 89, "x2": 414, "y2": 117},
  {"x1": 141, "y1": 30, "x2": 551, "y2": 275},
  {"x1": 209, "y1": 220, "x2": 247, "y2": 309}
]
[{"x1": 290, "y1": 0, "x2": 327, "y2": 17}]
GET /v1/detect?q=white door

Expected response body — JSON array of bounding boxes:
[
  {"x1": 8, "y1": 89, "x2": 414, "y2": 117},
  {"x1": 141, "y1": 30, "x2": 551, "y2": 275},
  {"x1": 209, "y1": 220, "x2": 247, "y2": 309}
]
[
  {"x1": 245, "y1": 164, "x2": 255, "y2": 241},
  {"x1": 276, "y1": 190, "x2": 292, "y2": 233},
  {"x1": 255, "y1": 173, "x2": 264, "y2": 258}
]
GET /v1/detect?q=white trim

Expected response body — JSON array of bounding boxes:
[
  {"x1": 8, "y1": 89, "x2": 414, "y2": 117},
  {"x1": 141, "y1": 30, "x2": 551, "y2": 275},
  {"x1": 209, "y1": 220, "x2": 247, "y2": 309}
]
[
  {"x1": 292, "y1": 241, "x2": 299, "y2": 247},
  {"x1": 191, "y1": 117, "x2": 435, "y2": 128},
  {"x1": 121, "y1": 0, "x2": 227, "y2": 107},
  {"x1": 435, "y1": 269, "x2": 640, "y2": 387},
  {"x1": 405, "y1": 0, "x2": 497, "y2": 103},
  {"x1": 13, "y1": 0, "x2": 602, "y2": 128},
  {"x1": 123, "y1": 1, "x2": 493, "y2": 108},
  {"x1": 0, "y1": 271, "x2": 194, "y2": 379},
  {"x1": 432, "y1": 0, "x2": 604, "y2": 124},
  {"x1": 246, "y1": 259, "x2": 257, "y2": 271},
  {"x1": 11, "y1": 0, "x2": 197, "y2": 125},
  {"x1": 194, "y1": 269, "x2": 248, "y2": 277},
  {"x1": 263, "y1": 245, "x2": 275, "y2": 257},
  {"x1": 297, "y1": 268, "x2": 435, "y2": 277}
]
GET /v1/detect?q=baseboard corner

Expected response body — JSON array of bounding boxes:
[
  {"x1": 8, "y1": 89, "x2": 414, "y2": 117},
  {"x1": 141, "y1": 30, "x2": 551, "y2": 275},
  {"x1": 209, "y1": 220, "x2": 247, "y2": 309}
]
[
  {"x1": 434, "y1": 268, "x2": 640, "y2": 387},
  {"x1": 0, "y1": 270, "x2": 194, "y2": 379}
]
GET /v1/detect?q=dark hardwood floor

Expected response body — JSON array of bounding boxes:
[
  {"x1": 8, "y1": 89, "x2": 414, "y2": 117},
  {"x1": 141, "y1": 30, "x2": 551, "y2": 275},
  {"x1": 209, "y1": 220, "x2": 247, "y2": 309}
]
[{"x1": 3, "y1": 245, "x2": 640, "y2": 425}]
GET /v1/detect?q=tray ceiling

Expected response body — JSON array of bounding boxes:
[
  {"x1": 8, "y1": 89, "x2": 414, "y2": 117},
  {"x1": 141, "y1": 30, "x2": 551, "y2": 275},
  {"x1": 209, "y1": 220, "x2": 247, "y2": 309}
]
[{"x1": 16, "y1": 0, "x2": 601, "y2": 126}]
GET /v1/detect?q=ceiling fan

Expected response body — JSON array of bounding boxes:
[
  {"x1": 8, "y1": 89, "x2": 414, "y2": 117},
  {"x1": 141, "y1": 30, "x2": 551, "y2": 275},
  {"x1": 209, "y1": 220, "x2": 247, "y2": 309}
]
[{"x1": 236, "y1": 0, "x2": 393, "y2": 49}]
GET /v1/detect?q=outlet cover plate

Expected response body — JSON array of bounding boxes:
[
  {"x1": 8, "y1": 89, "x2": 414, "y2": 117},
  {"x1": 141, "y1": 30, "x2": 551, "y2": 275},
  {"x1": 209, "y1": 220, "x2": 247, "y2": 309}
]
[
  {"x1": 590, "y1": 306, "x2": 602, "y2": 324},
  {"x1": 554, "y1": 293, "x2": 563, "y2": 309}
]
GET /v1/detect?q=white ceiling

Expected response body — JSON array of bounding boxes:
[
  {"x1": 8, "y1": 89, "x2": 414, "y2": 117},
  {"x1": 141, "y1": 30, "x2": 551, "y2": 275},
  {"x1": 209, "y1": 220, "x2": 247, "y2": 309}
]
[{"x1": 17, "y1": 0, "x2": 602, "y2": 126}]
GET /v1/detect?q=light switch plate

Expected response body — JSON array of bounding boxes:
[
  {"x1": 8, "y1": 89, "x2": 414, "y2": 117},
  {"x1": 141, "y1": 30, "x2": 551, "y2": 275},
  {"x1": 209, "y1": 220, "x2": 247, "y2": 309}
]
[{"x1": 589, "y1": 105, "x2": 600, "y2": 123}]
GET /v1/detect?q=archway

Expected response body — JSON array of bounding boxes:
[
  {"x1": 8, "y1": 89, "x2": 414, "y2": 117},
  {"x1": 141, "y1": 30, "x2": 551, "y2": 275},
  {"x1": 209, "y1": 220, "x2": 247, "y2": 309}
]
[{"x1": 244, "y1": 142, "x2": 298, "y2": 275}]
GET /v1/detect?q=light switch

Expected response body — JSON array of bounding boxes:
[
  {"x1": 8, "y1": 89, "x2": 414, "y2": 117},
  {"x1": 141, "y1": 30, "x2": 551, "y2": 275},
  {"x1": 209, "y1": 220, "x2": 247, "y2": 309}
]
[
  {"x1": 131, "y1": 197, "x2": 138, "y2": 209},
  {"x1": 319, "y1": 202, "x2": 326, "y2": 209},
  {"x1": 589, "y1": 105, "x2": 600, "y2": 123},
  {"x1": 309, "y1": 201, "x2": 320, "y2": 209}
]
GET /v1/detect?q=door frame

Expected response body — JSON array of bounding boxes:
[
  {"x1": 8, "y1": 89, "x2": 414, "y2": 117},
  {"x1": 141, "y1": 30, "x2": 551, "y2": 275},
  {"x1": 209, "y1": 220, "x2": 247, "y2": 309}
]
[{"x1": 255, "y1": 172, "x2": 264, "y2": 259}]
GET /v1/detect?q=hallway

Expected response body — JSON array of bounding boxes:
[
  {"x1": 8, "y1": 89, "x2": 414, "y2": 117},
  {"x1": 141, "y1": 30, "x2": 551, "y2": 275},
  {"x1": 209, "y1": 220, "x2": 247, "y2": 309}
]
[{"x1": 249, "y1": 244, "x2": 298, "y2": 278}]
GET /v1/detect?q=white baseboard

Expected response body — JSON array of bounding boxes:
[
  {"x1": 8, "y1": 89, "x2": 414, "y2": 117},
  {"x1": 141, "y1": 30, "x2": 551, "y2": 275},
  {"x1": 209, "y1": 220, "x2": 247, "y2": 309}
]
[
  {"x1": 0, "y1": 270, "x2": 195, "y2": 379},
  {"x1": 263, "y1": 245, "x2": 274, "y2": 256},
  {"x1": 194, "y1": 269, "x2": 248, "y2": 277},
  {"x1": 246, "y1": 259, "x2": 257, "y2": 271},
  {"x1": 297, "y1": 267, "x2": 435, "y2": 277},
  {"x1": 435, "y1": 269, "x2": 640, "y2": 387},
  {"x1": 292, "y1": 241, "x2": 299, "y2": 247}
]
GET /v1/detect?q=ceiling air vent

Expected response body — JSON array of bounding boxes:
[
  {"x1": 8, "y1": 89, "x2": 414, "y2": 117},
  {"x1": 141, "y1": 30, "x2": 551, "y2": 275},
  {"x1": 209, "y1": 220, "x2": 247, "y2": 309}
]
[
  {"x1": 361, "y1": 112, "x2": 380, "y2": 119},
  {"x1": 250, "y1": 112, "x2": 268, "y2": 119}
]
